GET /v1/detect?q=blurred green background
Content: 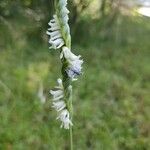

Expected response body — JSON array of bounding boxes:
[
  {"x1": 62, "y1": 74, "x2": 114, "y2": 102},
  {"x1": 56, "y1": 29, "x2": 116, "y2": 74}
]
[{"x1": 0, "y1": 0, "x2": 150, "y2": 149}]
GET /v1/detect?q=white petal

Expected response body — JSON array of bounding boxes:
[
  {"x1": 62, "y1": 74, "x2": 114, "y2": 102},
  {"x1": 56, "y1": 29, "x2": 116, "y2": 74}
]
[
  {"x1": 57, "y1": 78, "x2": 63, "y2": 87},
  {"x1": 61, "y1": 47, "x2": 79, "y2": 61},
  {"x1": 50, "y1": 39, "x2": 64, "y2": 49},
  {"x1": 50, "y1": 90, "x2": 63, "y2": 98},
  {"x1": 52, "y1": 101, "x2": 66, "y2": 112},
  {"x1": 49, "y1": 25, "x2": 60, "y2": 31},
  {"x1": 50, "y1": 34, "x2": 62, "y2": 41},
  {"x1": 49, "y1": 30, "x2": 61, "y2": 38},
  {"x1": 53, "y1": 95, "x2": 64, "y2": 101},
  {"x1": 57, "y1": 109, "x2": 73, "y2": 129}
]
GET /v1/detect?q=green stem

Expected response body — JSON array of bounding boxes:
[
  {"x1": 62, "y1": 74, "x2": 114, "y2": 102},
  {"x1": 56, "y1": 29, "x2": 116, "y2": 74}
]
[
  {"x1": 69, "y1": 88, "x2": 73, "y2": 150},
  {"x1": 61, "y1": 56, "x2": 73, "y2": 150},
  {"x1": 55, "y1": 0, "x2": 73, "y2": 148},
  {"x1": 70, "y1": 125, "x2": 73, "y2": 150}
]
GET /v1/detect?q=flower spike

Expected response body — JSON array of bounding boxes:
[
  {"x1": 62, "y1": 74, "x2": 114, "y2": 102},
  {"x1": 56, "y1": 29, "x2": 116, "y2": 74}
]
[{"x1": 48, "y1": 0, "x2": 83, "y2": 130}]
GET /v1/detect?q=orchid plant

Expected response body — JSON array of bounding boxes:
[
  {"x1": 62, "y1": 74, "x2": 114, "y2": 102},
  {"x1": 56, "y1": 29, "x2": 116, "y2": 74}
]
[{"x1": 47, "y1": 0, "x2": 83, "y2": 149}]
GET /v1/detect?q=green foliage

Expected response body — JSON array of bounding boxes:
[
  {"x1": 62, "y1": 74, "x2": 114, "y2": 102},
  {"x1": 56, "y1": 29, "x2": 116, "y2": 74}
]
[{"x1": 0, "y1": 1, "x2": 150, "y2": 149}]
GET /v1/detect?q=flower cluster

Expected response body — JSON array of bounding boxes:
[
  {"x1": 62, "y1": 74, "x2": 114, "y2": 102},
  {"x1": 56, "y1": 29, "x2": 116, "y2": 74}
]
[
  {"x1": 47, "y1": 15, "x2": 64, "y2": 49},
  {"x1": 50, "y1": 78, "x2": 73, "y2": 129},
  {"x1": 60, "y1": 46, "x2": 83, "y2": 80}
]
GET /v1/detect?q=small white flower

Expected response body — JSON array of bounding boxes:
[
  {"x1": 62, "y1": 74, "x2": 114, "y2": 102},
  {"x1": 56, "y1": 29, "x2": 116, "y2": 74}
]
[
  {"x1": 57, "y1": 109, "x2": 73, "y2": 129},
  {"x1": 47, "y1": 15, "x2": 64, "y2": 49},
  {"x1": 50, "y1": 78, "x2": 72, "y2": 129},
  {"x1": 57, "y1": 78, "x2": 62, "y2": 85},
  {"x1": 55, "y1": 78, "x2": 63, "y2": 88},
  {"x1": 60, "y1": 46, "x2": 83, "y2": 80},
  {"x1": 52, "y1": 100, "x2": 66, "y2": 112},
  {"x1": 50, "y1": 78, "x2": 64, "y2": 101},
  {"x1": 50, "y1": 89, "x2": 64, "y2": 101}
]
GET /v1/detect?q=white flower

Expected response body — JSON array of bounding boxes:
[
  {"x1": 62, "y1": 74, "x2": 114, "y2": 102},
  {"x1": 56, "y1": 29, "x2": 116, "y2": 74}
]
[
  {"x1": 52, "y1": 100, "x2": 66, "y2": 112},
  {"x1": 50, "y1": 89, "x2": 64, "y2": 101},
  {"x1": 50, "y1": 79, "x2": 63, "y2": 101},
  {"x1": 60, "y1": 46, "x2": 83, "y2": 80},
  {"x1": 50, "y1": 78, "x2": 72, "y2": 129},
  {"x1": 47, "y1": 15, "x2": 64, "y2": 49},
  {"x1": 57, "y1": 109, "x2": 73, "y2": 129}
]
